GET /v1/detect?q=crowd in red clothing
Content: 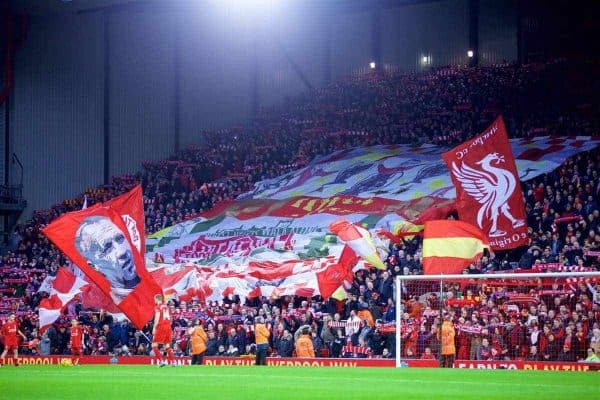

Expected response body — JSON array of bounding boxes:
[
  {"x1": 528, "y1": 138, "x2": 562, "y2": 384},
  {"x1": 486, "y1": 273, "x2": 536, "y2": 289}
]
[{"x1": 0, "y1": 59, "x2": 599, "y2": 362}]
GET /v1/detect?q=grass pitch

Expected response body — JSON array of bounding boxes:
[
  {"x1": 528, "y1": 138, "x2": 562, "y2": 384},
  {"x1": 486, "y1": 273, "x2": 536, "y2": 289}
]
[{"x1": 1, "y1": 365, "x2": 598, "y2": 400}]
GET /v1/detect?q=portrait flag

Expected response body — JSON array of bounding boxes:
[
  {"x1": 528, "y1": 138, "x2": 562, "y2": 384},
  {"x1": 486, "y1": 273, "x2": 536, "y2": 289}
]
[
  {"x1": 422, "y1": 220, "x2": 490, "y2": 275},
  {"x1": 442, "y1": 116, "x2": 528, "y2": 250},
  {"x1": 104, "y1": 185, "x2": 146, "y2": 257},
  {"x1": 42, "y1": 204, "x2": 162, "y2": 329}
]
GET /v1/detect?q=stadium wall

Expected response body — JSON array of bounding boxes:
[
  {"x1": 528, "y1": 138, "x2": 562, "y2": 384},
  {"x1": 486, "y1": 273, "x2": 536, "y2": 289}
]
[
  {"x1": 178, "y1": 8, "x2": 253, "y2": 146},
  {"x1": 330, "y1": 9, "x2": 372, "y2": 80},
  {"x1": 9, "y1": 13, "x2": 105, "y2": 214},
  {"x1": 0, "y1": 15, "x2": 6, "y2": 186},
  {"x1": 381, "y1": 0, "x2": 470, "y2": 71},
  {"x1": 107, "y1": 10, "x2": 177, "y2": 177},
  {"x1": 257, "y1": 10, "x2": 331, "y2": 108},
  {"x1": 0, "y1": 101, "x2": 4, "y2": 186},
  {"x1": 478, "y1": 0, "x2": 518, "y2": 65}
]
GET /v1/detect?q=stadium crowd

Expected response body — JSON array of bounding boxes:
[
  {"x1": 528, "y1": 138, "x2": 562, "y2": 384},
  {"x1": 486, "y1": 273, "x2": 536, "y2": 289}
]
[{"x1": 1, "y1": 59, "x2": 599, "y2": 363}]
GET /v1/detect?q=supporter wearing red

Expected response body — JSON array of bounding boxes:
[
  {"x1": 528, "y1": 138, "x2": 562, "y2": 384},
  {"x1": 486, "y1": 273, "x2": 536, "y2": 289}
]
[
  {"x1": 420, "y1": 347, "x2": 436, "y2": 360},
  {"x1": 0, "y1": 314, "x2": 27, "y2": 366},
  {"x1": 542, "y1": 334, "x2": 560, "y2": 361},
  {"x1": 342, "y1": 337, "x2": 372, "y2": 358}
]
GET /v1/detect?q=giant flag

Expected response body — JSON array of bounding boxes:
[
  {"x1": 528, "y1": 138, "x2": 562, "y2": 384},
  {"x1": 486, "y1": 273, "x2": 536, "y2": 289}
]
[
  {"x1": 442, "y1": 117, "x2": 528, "y2": 250},
  {"x1": 422, "y1": 220, "x2": 490, "y2": 275},
  {"x1": 38, "y1": 268, "x2": 89, "y2": 332},
  {"x1": 42, "y1": 188, "x2": 162, "y2": 329},
  {"x1": 142, "y1": 136, "x2": 600, "y2": 300}
]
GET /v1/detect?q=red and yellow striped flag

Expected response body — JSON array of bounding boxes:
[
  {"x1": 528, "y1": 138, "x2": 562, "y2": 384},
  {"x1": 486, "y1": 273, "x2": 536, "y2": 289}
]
[{"x1": 422, "y1": 220, "x2": 489, "y2": 275}]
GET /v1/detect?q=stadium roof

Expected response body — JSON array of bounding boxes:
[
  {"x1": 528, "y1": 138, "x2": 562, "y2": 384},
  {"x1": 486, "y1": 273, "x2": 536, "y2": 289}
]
[{"x1": 10, "y1": 0, "x2": 445, "y2": 16}]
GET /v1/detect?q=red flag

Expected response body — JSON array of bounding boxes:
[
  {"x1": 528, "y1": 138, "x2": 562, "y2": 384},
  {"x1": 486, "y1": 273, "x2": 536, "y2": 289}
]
[
  {"x1": 104, "y1": 185, "x2": 146, "y2": 256},
  {"x1": 422, "y1": 220, "x2": 490, "y2": 275},
  {"x1": 442, "y1": 116, "x2": 528, "y2": 250},
  {"x1": 414, "y1": 201, "x2": 457, "y2": 225},
  {"x1": 316, "y1": 263, "x2": 352, "y2": 299},
  {"x1": 38, "y1": 268, "x2": 89, "y2": 332},
  {"x1": 316, "y1": 245, "x2": 359, "y2": 298},
  {"x1": 42, "y1": 199, "x2": 161, "y2": 329}
]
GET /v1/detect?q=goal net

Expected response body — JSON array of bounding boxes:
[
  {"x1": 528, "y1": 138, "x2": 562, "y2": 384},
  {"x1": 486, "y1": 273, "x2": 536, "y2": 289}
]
[{"x1": 395, "y1": 269, "x2": 600, "y2": 367}]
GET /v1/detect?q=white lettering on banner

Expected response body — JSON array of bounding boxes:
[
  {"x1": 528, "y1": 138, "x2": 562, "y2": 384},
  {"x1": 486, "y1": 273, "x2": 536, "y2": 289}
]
[
  {"x1": 455, "y1": 361, "x2": 597, "y2": 372},
  {"x1": 122, "y1": 214, "x2": 141, "y2": 253},
  {"x1": 174, "y1": 233, "x2": 293, "y2": 261},
  {"x1": 488, "y1": 232, "x2": 527, "y2": 249},
  {"x1": 203, "y1": 359, "x2": 359, "y2": 367},
  {"x1": 150, "y1": 359, "x2": 190, "y2": 366},
  {"x1": 455, "y1": 125, "x2": 499, "y2": 159},
  {"x1": 457, "y1": 362, "x2": 517, "y2": 370}
]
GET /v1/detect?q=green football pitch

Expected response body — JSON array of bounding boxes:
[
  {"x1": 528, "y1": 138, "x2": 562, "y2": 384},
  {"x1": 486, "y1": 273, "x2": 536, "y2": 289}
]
[{"x1": 0, "y1": 365, "x2": 598, "y2": 400}]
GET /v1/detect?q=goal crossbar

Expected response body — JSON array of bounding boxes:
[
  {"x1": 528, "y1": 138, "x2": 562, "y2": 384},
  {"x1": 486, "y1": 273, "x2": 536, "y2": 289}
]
[
  {"x1": 396, "y1": 271, "x2": 600, "y2": 281},
  {"x1": 394, "y1": 271, "x2": 600, "y2": 367}
]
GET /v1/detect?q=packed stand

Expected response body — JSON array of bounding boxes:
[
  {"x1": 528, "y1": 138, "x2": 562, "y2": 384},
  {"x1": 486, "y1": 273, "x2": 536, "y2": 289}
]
[{"x1": 1, "y1": 59, "x2": 599, "y2": 362}]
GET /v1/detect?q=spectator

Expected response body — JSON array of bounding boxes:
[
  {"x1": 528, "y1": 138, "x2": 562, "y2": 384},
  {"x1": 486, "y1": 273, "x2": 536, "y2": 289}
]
[
  {"x1": 440, "y1": 315, "x2": 456, "y2": 367},
  {"x1": 585, "y1": 348, "x2": 600, "y2": 362},
  {"x1": 205, "y1": 331, "x2": 219, "y2": 356},
  {"x1": 275, "y1": 329, "x2": 294, "y2": 358},
  {"x1": 295, "y1": 326, "x2": 315, "y2": 358}
]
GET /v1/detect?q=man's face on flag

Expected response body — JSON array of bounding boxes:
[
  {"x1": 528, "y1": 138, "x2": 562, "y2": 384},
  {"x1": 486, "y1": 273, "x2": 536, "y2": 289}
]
[{"x1": 75, "y1": 216, "x2": 140, "y2": 290}]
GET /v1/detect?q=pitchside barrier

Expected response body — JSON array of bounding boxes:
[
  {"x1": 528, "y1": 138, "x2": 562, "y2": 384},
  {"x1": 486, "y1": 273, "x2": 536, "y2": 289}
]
[
  {"x1": 395, "y1": 271, "x2": 600, "y2": 369},
  {"x1": 1, "y1": 355, "x2": 437, "y2": 368},
  {"x1": 3, "y1": 355, "x2": 598, "y2": 371}
]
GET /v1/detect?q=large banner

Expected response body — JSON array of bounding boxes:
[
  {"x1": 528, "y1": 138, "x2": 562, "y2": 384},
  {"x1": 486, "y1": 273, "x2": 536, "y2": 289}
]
[
  {"x1": 243, "y1": 137, "x2": 600, "y2": 201},
  {"x1": 443, "y1": 117, "x2": 528, "y2": 249},
  {"x1": 6, "y1": 356, "x2": 598, "y2": 371},
  {"x1": 151, "y1": 137, "x2": 600, "y2": 265},
  {"x1": 3, "y1": 355, "x2": 437, "y2": 368},
  {"x1": 454, "y1": 360, "x2": 600, "y2": 372},
  {"x1": 42, "y1": 188, "x2": 162, "y2": 329}
]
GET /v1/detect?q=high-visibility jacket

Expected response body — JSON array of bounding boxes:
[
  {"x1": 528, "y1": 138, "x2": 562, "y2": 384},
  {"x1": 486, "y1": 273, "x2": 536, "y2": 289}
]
[
  {"x1": 190, "y1": 326, "x2": 208, "y2": 355},
  {"x1": 295, "y1": 335, "x2": 315, "y2": 357},
  {"x1": 255, "y1": 323, "x2": 270, "y2": 345}
]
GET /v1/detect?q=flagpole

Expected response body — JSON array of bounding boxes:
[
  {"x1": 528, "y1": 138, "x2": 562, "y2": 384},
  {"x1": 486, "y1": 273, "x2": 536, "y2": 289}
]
[
  {"x1": 395, "y1": 277, "x2": 401, "y2": 368},
  {"x1": 139, "y1": 331, "x2": 152, "y2": 344},
  {"x1": 438, "y1": 277, "x2": 443, "y2": 367},
  {"x1": 390, "y1": 271, "x2": 600, "y2": 280}
]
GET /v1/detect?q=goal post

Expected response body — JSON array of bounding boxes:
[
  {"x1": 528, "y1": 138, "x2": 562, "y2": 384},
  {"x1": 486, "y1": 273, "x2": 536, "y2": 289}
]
[{"x1": 395, "y1": 271, "x2": 600, "y2": 368}]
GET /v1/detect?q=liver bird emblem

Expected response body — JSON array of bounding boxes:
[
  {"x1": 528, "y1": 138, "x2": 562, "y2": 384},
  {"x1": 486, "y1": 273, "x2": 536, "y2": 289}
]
[{"x1": 452, "y1": 153, "x2": 524, "y2": 237}]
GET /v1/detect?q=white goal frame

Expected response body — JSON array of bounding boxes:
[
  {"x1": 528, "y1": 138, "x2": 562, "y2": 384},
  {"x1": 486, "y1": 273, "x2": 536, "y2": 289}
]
[{"x1": 395, "y1": 271, "x2": 600, "y2": 367}]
